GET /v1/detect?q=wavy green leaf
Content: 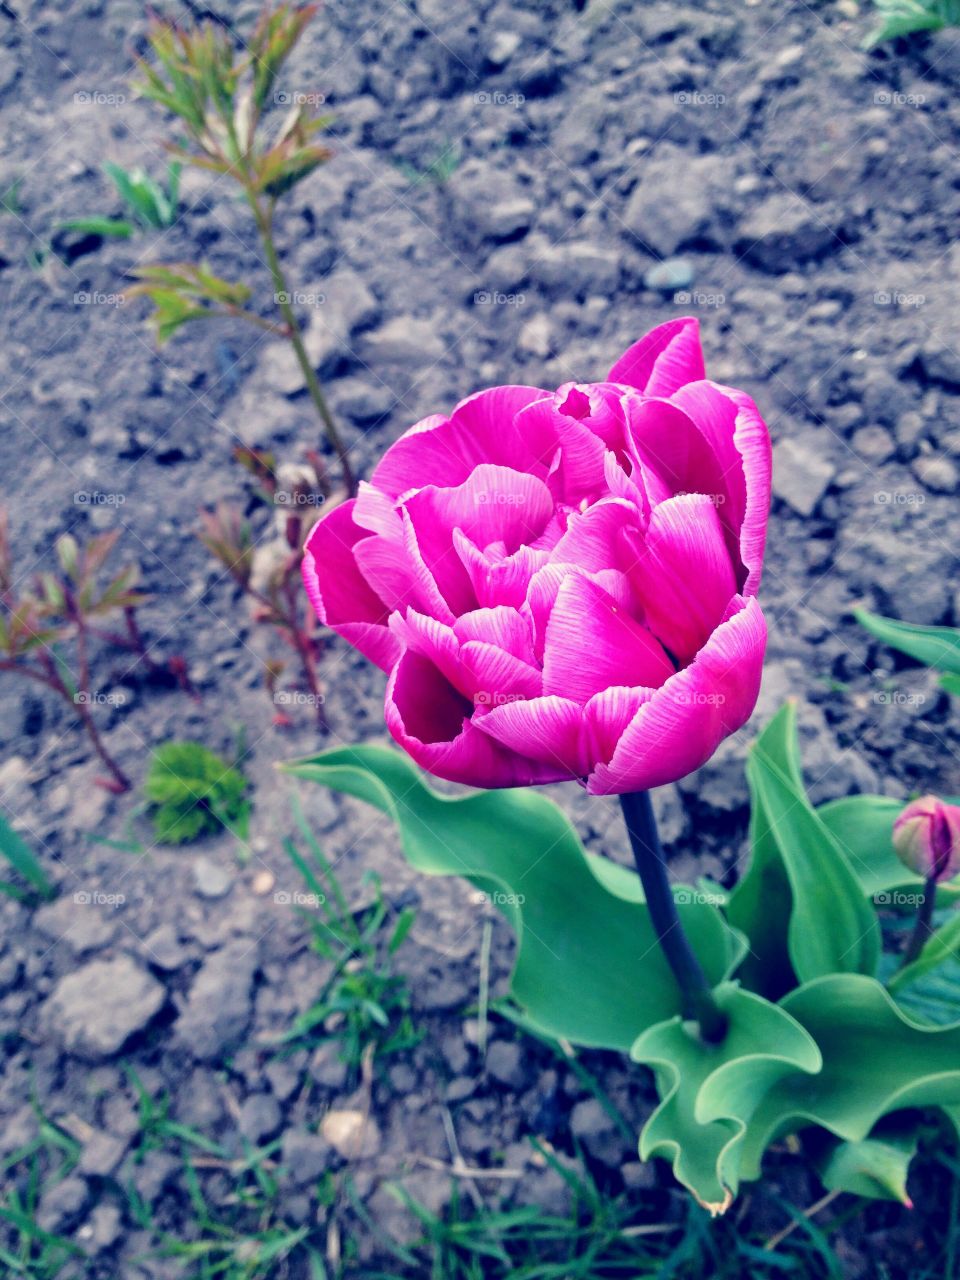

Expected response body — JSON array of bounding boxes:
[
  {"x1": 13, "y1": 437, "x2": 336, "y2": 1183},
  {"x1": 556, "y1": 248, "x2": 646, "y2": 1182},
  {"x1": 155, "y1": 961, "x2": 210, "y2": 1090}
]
[
  {"x1": 889, "y1": 911, "x2": 960, "y2": 994},
  {"x1": 728, "y1": 703, "x2": 880, "y2": 994},
  {"x1": 738, "y1": 974, "x2": 960, "y2": 1181},
  {"x1": 283, "y1": 744, "x2": 741, "y2": 1052},
  {"x1": 855, "y1": 607, "x2": 960, "y2": 675},
  {"x1": 631, "y1": 984, "x2": 821, "y2": 1213},
  {"x1": 817, "y1": 1119, "x2": 918, "y2": 1205}
]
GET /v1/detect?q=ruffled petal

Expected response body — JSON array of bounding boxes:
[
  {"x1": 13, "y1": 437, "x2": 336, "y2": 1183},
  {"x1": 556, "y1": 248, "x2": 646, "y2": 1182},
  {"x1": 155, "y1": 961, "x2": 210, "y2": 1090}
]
[
  {"x1": 301, "y1": 503, "x2": 399, "y2": 671},
  {"x1": 385, "y1": 651, "x2": 565, "y2": 787},
  {"x1": 473, "y1": 694, "x2": 590, "y2": 777},
  {"x1": 623, "y1": 396, "x2": 727, "y2": 509},
  {"x1": 669, "y1": 381, "x2": 771, "y2": 594},
  {"x1": 371, "y1": 387, "x2": 546, "y2": 498},
  {"x1": 543, "y1": 574, "x2": 675, "y2": 704},
  {"x1": 607, "y1": 317, "x2": 706, "y2": 397},
  {"x1": 626, "y1": 493, "x2": 737, "y2": 665},
  {"x1": 453, "y1": 532, "x2": 550, "y2": 609},
  {"x1": 586, "y1": 596, "x2": 767, "y2": 794},
  {"x1": 403, "y1": 465, "x2": 554, "y2": 615}
]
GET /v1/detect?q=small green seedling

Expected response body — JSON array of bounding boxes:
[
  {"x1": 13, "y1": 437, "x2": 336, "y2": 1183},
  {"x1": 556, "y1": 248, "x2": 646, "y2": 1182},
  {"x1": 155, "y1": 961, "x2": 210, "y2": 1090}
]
[{"x1": 144, "y1": 741, "x2": 249, "y2": 844}]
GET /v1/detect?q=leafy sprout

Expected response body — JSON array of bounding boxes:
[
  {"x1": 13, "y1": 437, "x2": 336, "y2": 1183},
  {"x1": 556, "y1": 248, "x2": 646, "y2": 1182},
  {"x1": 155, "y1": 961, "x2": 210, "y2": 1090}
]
[{"x1": 144, "y1": 741, "x2": 250, "y2": 845}]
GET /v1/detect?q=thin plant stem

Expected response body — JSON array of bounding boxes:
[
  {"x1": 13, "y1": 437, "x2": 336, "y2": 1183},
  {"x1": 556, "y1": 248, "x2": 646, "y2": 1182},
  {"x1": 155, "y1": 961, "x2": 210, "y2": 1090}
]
[
  {"x1": 901, "y1": 871, "x2": 938, "y2": 968},
  {"x1": 249, "y1": 197, "x2": 355, "y2": 495},
  {"x1": 619, "y1": 790, "x2": 727, "y2": 1044}
]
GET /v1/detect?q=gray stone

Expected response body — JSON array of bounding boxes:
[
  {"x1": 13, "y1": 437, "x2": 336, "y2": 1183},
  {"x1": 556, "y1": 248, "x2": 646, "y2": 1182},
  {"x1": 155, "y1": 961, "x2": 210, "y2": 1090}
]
[
  {"x1": 281, "y1": 1128, "x2": 332, "y2": 1185},
  {"x1": 736, "y1": 194, "x2": 844, "y2": 271},
  {"x1": 78, "y1": 1202, "x2": 123, "y2": 1252},
  {"x1": 192, "y1": 856, "x2": 233, "y2": 900},
  {"x1": 366, "y1": 1170, "x2": 451, "y2": 1245},
  {"x1": 37, "y1": 1176, "x2": 88, "y2": 1233},
  {"x1": 487, "y1": 30, "x2": 522, "y2": 66},
  {"x1": 772, "y1": 434, "x2": 837, "y2": 516},
  {"x1": 920, "y1": 339, "x2": 960, "y2": 388},
  {"x1": 851, "y1": 425, "x2": 895, "y2": 464},
  {"x1": 175, "y1": 1068, "x2": 225, "y2": 1130},
  {"x1": 141, "y1": 922, "x2": 188, "y2": 971},
  {"x1": 79, "y1": 1130, "x2": 129, "y2": 1176},
  {"x1": 44, "y1": 956, "x2": 166, "y2": 1060},
  {"x1": 129, "y1": 1150, "x2": 179, "y2": 1203},
  {"x1": 623, "y1": 148, "x2": 727, "y2": 255},
  {"x1": 912, "y1": 454, "x2": 958, "y2": 494},
  {"x1": 450, "y1": 160, "x2": 535, "y2": 242},
  {"x1": 238, "y1": 1093, "x2": 282, "y2": 1143},
  {"x1": 174, "y1": 941, "x2": 259, "y2": 1062},
  {"x1": 569, "y1": 1097, "x2": 628, "y2": 1167},
  {"x1": 33, "y1": 895, "x2": 118, "y2": 955},
  {"x1": 485, "y1": 1039, "x2": 526, "y2": 1089},
  {"x1": 531, "y1": 240, "x2": 621, "y2": 297},
  {"x1": 310, "y1": 1042, "x2": 350, "y2": 1091},
  {"x1": 643, "y1": 257, "x2": 695, "y2": 293},
  {"x1": 361, "y1": 316, "x2": 446, "y2": 364},
  {"x1": 518, "y1": 314, "x2": 554, "y2": 358}
]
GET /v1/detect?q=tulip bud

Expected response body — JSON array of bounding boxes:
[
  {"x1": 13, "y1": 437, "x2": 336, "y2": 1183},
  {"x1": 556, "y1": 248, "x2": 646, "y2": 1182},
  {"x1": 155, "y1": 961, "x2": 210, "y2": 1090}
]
[{"x1": 892, "y1": 795, "x2": 960, "y2": 883}]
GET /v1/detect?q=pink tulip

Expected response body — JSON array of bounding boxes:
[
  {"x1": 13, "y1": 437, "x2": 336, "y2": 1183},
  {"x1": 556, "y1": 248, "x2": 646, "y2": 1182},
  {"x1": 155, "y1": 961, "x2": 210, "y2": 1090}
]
[
  {"x1": 303, "y1": 318, "x2": 771, "y2": 794},
  {"x1": 893, "y1": 795, "x2": 960, "y2": 883}
]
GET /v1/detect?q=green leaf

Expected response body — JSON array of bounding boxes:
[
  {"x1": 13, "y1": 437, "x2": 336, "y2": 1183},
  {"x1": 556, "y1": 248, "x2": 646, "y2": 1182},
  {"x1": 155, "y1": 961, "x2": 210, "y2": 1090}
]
[
  {"x1": 145, "y1": 742, "x2": 248, "y2": 845},
  {"x1": 818, "y1": 1120, "x2": 919, "y2": 1204},
  {"x1": 57, "y1": 216, "x2": 134, "y2": 239},
  {"x1": 631, "y1": 985, "x2": 821, "y2": 1213},
  {"x1": 282, "y1": 744, "x2": 742, "y2": 1052},
  {"x1": 855, "y1": 607, "x2": 960, "y2": 675},
  {"x1": 728, "y1": 703, "x2": 880, "y2": 994},
  {"x1": 818, "y1": 794, "x2": 960, "y2": 905},
  {"x1": 0, "y1": 811, "x2": 54, "y2": 900},
  {"x1": 889, "y1": 910, "x2": 960, "y2": 994},
  {"x1": 739, "y1": 974, "x2": 960, "y2": 1181}
]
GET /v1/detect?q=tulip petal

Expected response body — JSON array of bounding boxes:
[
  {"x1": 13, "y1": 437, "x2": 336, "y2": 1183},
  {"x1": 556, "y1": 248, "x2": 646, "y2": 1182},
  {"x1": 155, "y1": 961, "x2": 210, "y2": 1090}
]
[
  {"x1": 670, "y1": 381, "x2": 771, "y2": 594},
  {"x1": 403, "y1": 465, "x2": 554, "y2": 615},
  {"x1": 627, "y1": 493, "x2": 738, "y2": 665},
  {"x1": 586, "y1": 596, "x2": 766, "y2": 795},
  {"x1": 474, "y1": 694, "x2": 591, "y2": 776},
  {"x1": 583, "y1": 685, "x2": 655, "y2": 767},
  {"x1": 371, "y1": 387, "x2": 547, "y2": 498},
  {"x1": 302, "y1": 503, "x2": 399, "y2": 671},
  {"x1": 608, "y1": 317, "x2": 706, "y2": 397},
  {"x1": 623, "y1": 397, "x2": 726, "y2": 509},
  {"x1": 454, "y1": 531, "x2": 551, "y2": 609},
  {"x1": 543, "y1": 574, "x2": 675, "y2": 704},
  {"x1": 453, "y1": 606, "x2": 536, "y2": 662},
  {"x1": 386, "y1": 651, "x2": 566, "y2": 787}
]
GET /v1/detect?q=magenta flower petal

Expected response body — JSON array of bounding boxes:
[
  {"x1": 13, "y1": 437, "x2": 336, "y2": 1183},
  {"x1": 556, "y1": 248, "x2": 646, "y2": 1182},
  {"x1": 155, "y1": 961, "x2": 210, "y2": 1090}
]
[
  {"x1": 403, "y1": 464, "x2": 555, "y2": 615},
  {"x1": 543, "y1": 574, "x2": 675, "y2": 704},
  {"x1": 474, "y1": 694, "x2": 592, "y2": 776},
  {"x1": 607, "y1": 317, "x2": 706, "y2": 397},
  {"x1": 670, "y1": 381, "x2": 772, "y2": 593},
  {"x1": 386, "y1": 651, "x2": 564, "y2": 786},
  {"x1": 586, "y1": 596, "x2": 766, "y2": 795},
  {"x1": 453, "y1": 532, "x2": 551, "y2": 609},
  {"x1": 302, "y1": 502, "x2": 398, "y2": 671},
  {"x1": 623, "y1": 397, "x2": 725, "y2": 508},
  {"x1": 371, "y1": 387, "x2": 546, "y2": 498},
  {"x1": 627, "y1": 493, "x2": 738, "y2": 666}
]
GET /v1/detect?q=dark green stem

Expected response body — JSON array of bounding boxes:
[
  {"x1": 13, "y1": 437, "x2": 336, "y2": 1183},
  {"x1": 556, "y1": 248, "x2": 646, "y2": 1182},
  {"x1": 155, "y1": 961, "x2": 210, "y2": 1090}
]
[
  {"x1": 619, "y1": 791, "x2": 727, "y2": 1044},
  {"x1": 901, "y1": 872, "x2": 938, "y2": 968}
]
